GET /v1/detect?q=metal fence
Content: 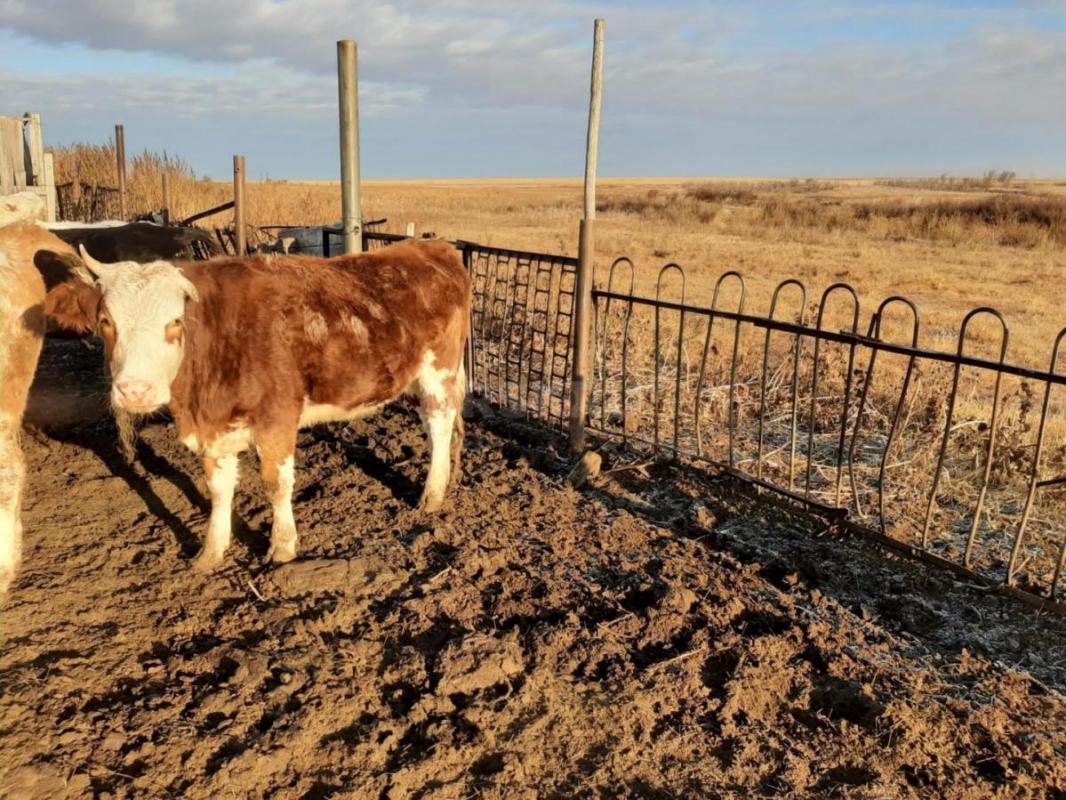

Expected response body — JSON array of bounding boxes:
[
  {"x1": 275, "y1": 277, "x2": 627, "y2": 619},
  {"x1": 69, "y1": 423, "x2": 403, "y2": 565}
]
[
  {"x1": 145, "y1": 214, "x2": 1066, "y2": 611},
  {"x1": 585, "y1": 258, "x2": 1066, "y2": 611},
  {"x1": 56, "y1": 182, "x2": 122, "y2": 222},
  {"x1": 459, "y1": 241, "x2": 579, "y2": 431}
]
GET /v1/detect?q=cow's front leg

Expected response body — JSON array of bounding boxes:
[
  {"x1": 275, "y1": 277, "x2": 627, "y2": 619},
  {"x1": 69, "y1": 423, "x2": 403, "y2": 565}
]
[
  {"x1": 0, "y1": 437, "x2": 26, "y2": 598},
  {"x1": 194, "y1": 454, "x2": 239, "y2": 572},
  {"x1": 259, "y1": 437, "x2": 298, "y2": 564}
]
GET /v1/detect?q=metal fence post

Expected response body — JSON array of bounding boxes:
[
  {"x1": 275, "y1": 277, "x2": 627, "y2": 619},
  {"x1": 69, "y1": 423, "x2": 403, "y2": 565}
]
[
  {"x1": 338, "y1": 39, "x2": 364, "y2": 254},
  {"x1": 233, "y1": 155, "x2": 246, "y2": 255},
  {"x1": 568, "y1": 18, "x2": 606, "y2": 453},
  {"x1": 114, "y1": 124, "x2": 127, "y2": 220}
]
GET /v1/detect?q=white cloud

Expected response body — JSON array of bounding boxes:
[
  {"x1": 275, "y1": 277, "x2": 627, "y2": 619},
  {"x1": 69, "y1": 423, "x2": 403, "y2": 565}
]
[
  {"x1": 445, "y1": 39, "x2": 494, "y2": 57},
  {"x1": 0, "y1": 62, "x2": 424, "y2": 119},
  {"x1": 2, "y1": 1, "x2": 1064, "y2": 176}
]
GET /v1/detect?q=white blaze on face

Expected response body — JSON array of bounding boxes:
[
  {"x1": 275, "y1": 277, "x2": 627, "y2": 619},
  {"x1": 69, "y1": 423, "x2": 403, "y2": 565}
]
[{"x1": 82, "y1": 249, "x2": 199, "y2": 413}]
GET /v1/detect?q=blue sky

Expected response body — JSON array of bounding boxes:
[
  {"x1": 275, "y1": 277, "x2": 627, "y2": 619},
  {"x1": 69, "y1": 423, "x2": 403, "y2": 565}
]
[{"x1": 2, "y1": 1, "x2": 1064, "y2": 179}]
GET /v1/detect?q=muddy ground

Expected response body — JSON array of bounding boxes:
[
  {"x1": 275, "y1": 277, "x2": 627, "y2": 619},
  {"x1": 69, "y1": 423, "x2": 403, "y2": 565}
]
[{"x1": 1, "y1": 340, "x2": 1065, "y2": 799}]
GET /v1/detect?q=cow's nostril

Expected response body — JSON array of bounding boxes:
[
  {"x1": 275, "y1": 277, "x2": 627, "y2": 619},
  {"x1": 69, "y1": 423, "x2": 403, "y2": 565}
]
[{"x1": 116, "y1": 380, "x2": 152, "y2": 402}]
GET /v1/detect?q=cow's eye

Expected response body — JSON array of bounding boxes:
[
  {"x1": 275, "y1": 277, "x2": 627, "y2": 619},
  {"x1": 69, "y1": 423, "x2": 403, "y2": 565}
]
[{"x1": 165, "y1": 318, "x2": 184, "y2": 343}]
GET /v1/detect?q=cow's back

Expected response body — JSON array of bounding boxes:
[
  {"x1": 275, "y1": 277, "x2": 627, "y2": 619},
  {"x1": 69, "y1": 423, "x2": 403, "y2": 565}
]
[
  {"x1": 51, "y1": 223, "x2": 219, "y2": 262},
  {"x1": 0, "y1": 193, "x2": 46, "y2": 226}
]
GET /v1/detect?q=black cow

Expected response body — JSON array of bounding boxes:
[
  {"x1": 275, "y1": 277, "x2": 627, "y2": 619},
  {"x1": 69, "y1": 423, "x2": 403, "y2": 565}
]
[{"x1": 50, "y1": 222, "x2": 219, "y2": 262}]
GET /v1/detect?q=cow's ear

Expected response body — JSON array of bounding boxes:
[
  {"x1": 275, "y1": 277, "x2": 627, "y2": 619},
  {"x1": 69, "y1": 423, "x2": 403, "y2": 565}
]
[
  {"x1": 34, "y1": 249, "x2": 93, "y2": 290},
  {"x1": 44, "y1": 280, "x2": 101, "y2": 335},
  {"x1": 176, "y1": 267, "x2": 199, "y2": 303}
]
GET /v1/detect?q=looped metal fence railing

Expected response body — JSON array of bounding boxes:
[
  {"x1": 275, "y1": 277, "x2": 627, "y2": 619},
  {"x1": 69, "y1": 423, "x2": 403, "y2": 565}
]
[{"x1": 587, "y1": 258, "x2": 1066, "y2": 612}]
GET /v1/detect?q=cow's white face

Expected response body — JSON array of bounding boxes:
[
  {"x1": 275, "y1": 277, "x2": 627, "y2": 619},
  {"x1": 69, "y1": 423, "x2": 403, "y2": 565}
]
[{"x1": 80, "y1": 246, "x2": 199, "y2": 414}]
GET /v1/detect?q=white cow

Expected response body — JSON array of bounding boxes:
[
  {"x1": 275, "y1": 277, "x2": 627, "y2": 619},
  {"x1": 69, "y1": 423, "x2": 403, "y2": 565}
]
[{"x1": 0, "y1": 192, "x2": 46, "y2": 226}]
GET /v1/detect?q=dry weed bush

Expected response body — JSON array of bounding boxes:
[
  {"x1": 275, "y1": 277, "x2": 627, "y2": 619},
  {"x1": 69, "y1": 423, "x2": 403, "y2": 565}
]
[{"x1": 594, "y1": 182, "x2": 1066, "y2": 249}]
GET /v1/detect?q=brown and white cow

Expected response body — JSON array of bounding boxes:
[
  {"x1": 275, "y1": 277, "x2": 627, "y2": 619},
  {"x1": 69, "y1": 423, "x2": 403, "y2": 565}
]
[
  {"x1": 46, "y1": 239, "x2": 471, "y2": 571},
  {"x1": 0, "y1": 222, "x2": 86, "y2": 597}
]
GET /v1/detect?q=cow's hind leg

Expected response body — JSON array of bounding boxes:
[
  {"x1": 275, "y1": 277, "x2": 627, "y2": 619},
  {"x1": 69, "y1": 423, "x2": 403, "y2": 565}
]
[
  {"x1": 416, "y1": 354, "x2": 464, "y2": 513},
  {"x1": 449, "y1": 361, "x2": 466, "y2": 486},
  {"x1": 451, "y1": 413, "x2": 464, "y2": 486},
  {"x1": 194, "y1": 454, "x2": 239, "y2": 572},
  {"x1": 259, "y1": 432, "x2": 299, "y2": 564}
]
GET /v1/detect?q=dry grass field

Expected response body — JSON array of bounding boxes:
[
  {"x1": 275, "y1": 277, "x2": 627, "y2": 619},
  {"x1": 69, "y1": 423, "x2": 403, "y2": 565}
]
[{"x1": 53, "y1": 143, "x2": 1066, "y2": 369}]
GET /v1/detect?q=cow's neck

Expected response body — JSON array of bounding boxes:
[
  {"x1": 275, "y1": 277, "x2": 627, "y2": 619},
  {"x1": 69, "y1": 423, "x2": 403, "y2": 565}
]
[{"x1": 169, "y1": 268, "x2": 220, "y2": 434}]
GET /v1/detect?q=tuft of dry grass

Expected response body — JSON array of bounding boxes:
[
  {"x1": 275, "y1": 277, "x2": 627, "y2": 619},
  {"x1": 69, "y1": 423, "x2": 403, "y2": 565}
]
[{"x1": 876, "y1": 172, "x2": 1017, "y2": 192}]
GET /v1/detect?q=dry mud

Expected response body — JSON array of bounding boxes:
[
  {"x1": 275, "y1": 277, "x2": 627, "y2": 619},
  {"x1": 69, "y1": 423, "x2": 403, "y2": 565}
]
[{"x1": 1, "y1": 341, "x2": 1064, "y2": 799}]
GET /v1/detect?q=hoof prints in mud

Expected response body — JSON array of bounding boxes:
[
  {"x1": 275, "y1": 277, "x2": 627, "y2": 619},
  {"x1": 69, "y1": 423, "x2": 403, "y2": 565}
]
[{"x1": 1, "y1": 402, "x2": 1065, "y2": 798}]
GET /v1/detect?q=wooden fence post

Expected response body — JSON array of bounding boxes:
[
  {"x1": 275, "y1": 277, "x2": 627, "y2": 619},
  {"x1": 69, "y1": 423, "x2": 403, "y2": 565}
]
[
  {"x1": 115, "y1": 124, "x2": 127, "y2": 220},
  {"x1": 568, "y1": 18, "x2": 605, "y2": 453},
  {"x1": 43, "y1": 153, "x2": 56, "y2": 222},
  {"x1": 161, "y1": 170, "x2": 172, "y2": 225},
  {"x1": 233, "y1": 155, "x2": 246, "y2": 254},
  {"x1": 26, "y1": 114, "x2": 45, "y2": 188},
  {"x1": 337, "y1": 40, "x2": 363, "y2": 254}
]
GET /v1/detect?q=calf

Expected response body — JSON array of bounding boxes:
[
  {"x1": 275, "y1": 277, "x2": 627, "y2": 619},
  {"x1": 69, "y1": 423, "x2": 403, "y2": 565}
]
[
  {"x1": 46, "y1": 240, "x2": 471, "y2": 571},
  {"x1": 0, "y1": 223, "x2": 84, "y2": 597}
]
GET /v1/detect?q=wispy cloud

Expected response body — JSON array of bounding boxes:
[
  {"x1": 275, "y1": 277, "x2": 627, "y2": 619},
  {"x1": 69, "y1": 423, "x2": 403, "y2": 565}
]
[{"x1": 1, "y1": 1, "x2": 1063, "y2": 177}]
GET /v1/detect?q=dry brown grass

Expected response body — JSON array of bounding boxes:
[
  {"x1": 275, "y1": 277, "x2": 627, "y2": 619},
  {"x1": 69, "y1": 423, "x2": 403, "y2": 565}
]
[{"x1": 50, "y1": 145, "x2": 1066, "y2": 369}]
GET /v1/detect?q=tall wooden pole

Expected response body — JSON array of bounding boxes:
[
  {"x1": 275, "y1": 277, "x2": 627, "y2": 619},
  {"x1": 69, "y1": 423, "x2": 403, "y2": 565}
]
[
  {"x1": 161, "y1": 169, "x2": 172, "y2": 225},
  {"x1": 568, "y1": 18, "x2": 605, "y2": 453},
  {"x1": 233, "y1": 155, "x2": 246, "y2": 255},
  {"x1": 337, "y1": 39, "x2": 363, "y2": 254},
  {"x1": 114, "y1": 124, "x2": 127, "y2": 220}
]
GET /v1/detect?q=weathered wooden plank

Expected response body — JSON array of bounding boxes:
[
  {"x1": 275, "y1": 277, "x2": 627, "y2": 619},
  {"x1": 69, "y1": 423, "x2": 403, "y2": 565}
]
[
  {"x1": 43, "y1": 152, "x2": 57, "y2": 221},
  {"x1": 0, "y1": 117, "x2": 26, "y2": 192},
  {"x1": 27, "y1": 113, "x2": 45, "y2": 186}
]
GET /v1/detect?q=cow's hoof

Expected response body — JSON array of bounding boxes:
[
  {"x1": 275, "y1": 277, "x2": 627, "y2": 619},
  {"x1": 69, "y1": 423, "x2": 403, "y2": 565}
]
[
  {"x1": 268, "y1": 541, "x2": 297, "y2": 564},
  {"x1": 192, "y1": 550, "x2": 224, "y2": 573},
  {"x1": 418, "y1": 494, "x2": 444, "y2": 514}
]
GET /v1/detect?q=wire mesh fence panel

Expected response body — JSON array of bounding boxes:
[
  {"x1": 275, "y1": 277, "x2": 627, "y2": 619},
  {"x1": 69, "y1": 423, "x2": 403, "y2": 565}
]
[
  {"x1": 589, "y1": 260, "x2": 1066, "y2": 609},
  {"x1": 462, "y1": 242, "x2": 577, "y2": 430},
  {"x1": 56, "y1": 182, "x2": 121, "y2": 222}
]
